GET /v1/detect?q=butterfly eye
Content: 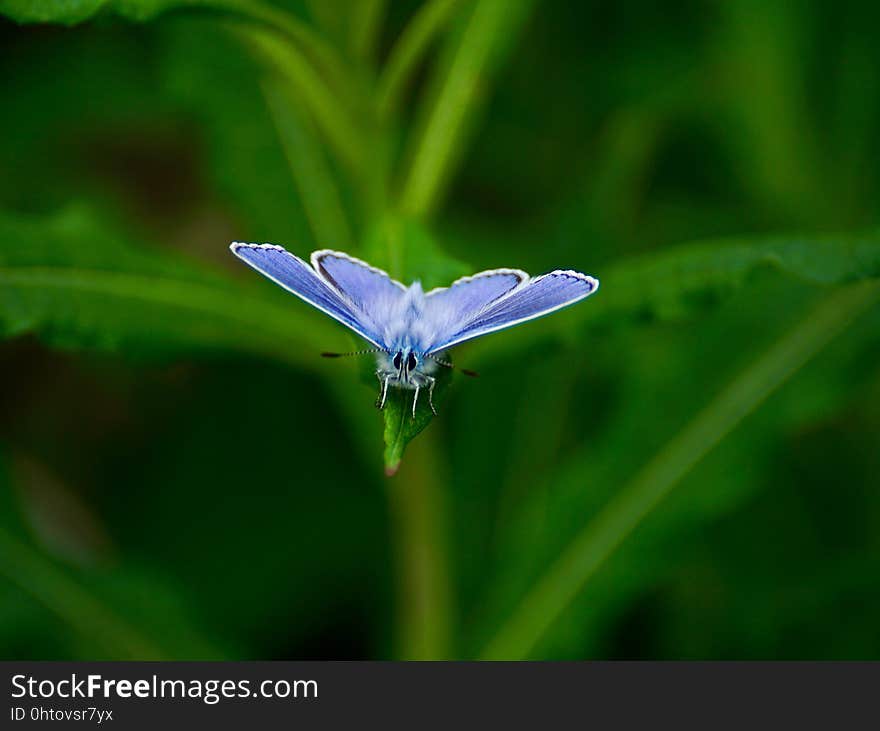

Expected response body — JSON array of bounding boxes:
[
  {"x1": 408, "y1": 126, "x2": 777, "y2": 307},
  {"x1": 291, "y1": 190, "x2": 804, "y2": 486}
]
[
  {"x1": 392, "y1": 353, "x2": 402, "y2": 370},
  {"x1": 407, "y1": 353, "x2": 418, "y2": 371}
]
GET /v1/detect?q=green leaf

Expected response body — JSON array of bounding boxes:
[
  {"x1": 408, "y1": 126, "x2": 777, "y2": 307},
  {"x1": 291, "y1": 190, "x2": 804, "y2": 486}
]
[
  {"x1": 593, "y1": 235, "x2": 880, "y2": 323},
  {"x1": 0, "y1": 0, "x2": 197, "y2": 24},
  {"x1": 0, "y1": 0, "x2": 356, "y2": 111},
  {"x1": 468, "y1": 233, "x2": 880, "y2": 363},
  {"x1": 0, "y1": 207, "x2": 337, "y2": 365},
  {"x1": 382, "y1": 362, "x2": 452, "y2": 477},
  {"x1": 0, "y1": 0, "x2": 317, "y2": 30}
]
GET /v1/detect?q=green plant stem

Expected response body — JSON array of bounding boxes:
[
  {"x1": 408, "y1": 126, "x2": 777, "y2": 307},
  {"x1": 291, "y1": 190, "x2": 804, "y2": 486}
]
[
  {"x1": 376, "y1": 0, "x2": 461, "y2": 120},
  {"x1": 211, "y1": 0, "x2": 352, "y2": 94},
  {"x1": 239, "y1": 27, "x2": 366, "y2": 181},
  {"x1": 386, "y1": 431, "x2": 453, "y2": 659},
  {"x1": 262, "y1": 79, "x2": 354, "y2": 250},
  {"x1": 480, "y1": 280, "x2": 880, "y2": 659},
  {"x1": 350, "y1": 0, "x2": 387, "y2": 63},
  {"x1": 399, "y1": 0, "x2": 529, "y2": 217},
  {"x1": 0, "y1": 527, "x2": 163, "y2": 659}
]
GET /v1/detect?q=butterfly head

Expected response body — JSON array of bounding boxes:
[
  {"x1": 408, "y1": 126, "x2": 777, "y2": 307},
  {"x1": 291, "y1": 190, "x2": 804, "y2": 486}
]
[
  {"x1": 378, "y1": 348, "x2": 436, "y2": 387},
  {"x1": 392, "y1": 350, "x2": 418, "y2": 377}
]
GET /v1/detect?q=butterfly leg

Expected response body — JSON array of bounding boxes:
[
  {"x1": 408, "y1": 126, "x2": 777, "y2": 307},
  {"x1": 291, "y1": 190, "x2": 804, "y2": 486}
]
[
  {"x1": 376, "y1": 373, "x2": 390, "y2": 410},
  {"x1": 426, "y1": 376, "x2": 437, "y2": 415},
  {"x1": 411, "y1": 386, "x2": 420, "y2": 418}
]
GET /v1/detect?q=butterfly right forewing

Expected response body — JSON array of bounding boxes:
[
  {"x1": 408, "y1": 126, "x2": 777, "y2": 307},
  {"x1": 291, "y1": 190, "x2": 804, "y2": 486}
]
[{"x1": 426, "y1": 269, "x2": 598, "y2": 352}]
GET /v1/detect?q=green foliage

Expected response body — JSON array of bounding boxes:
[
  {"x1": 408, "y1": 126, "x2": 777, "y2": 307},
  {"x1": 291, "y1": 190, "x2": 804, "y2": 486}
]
[
  {"x1": 1, "y1": 0, "x2": 202, "y2": 24},
  {"x1": 459, "y1": 234, "x2": 880, "y2": 367},
  {"x1": 2, "y1": 0, "x2": 880, "y2": 662},
  {"x1": 0, "y1": 452, "x2": 224, "y2": 658},
  {"x1": 0, "y1": 207, "x2": 335, "y2": 365},
  {"x1": 362, "y1": 217, "x2": 471, "y2": 289},
  {"x1": 481, "y1": 280, "x2": 880, "y2": 658},
  {"x1": 399, "y1": 0, "x2": 534, "y2": 216},
  {"x1": 574, "y1": 234, "x2": 880, "y2": 330}
]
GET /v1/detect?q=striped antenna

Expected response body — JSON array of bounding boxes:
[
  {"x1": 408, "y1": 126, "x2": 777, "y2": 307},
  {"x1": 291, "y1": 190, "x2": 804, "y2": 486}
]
[{"x1": 321, "y1": 348, "x2": 385, "y2": 358}]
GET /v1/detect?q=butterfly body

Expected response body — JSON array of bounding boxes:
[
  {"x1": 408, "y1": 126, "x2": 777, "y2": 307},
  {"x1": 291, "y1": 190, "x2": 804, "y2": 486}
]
[
  {"x1": 230, "y1": 243, "x2": 599, "y2": 416},
  {"x1": 376, "y1": 281, "x2": 432, "y2": 354}
]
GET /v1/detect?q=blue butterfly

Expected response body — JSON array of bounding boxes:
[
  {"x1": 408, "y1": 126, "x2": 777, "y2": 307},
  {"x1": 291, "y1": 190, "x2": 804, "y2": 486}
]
[{"x1": 230, "y1": 243, "x2": 599, "y2": 416}]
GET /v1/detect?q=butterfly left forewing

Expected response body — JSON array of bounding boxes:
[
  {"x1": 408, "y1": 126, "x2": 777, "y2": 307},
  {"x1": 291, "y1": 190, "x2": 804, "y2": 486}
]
[{"x1": 230, "y1": 242, "x2": 388, "y2": 348}]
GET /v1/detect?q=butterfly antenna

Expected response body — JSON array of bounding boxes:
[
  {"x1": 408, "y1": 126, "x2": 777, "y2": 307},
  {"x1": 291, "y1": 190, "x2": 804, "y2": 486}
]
[
  {"x1": 425, "y1": 354, "x2": 479, "y2": 377},
  {"x1": 321, "y1": 348, "x2": 385, "y2": 358}
]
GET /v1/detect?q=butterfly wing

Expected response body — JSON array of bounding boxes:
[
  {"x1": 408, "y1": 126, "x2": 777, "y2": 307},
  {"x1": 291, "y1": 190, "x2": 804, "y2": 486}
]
[
  {"x1": 417, "y1": 269, "x2": 527, "y2": 353},
  {"x1": 311, "y1": 250, "x2": 407, "y2": 315},
  {"x1": 425, "y1": 268, "x2": 527, "y2": 319},
  {"x1": 230, "y1": 242, "x2": 390, "y2": 348},
  {"x1": 424, "y1": 269, "x2": 598, "y2": 352}
]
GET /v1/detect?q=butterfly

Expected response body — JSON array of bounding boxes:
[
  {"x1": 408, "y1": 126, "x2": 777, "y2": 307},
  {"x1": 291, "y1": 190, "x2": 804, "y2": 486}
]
[{"x1": 230, "y1": 243, "x2": 599, "y2": 416}]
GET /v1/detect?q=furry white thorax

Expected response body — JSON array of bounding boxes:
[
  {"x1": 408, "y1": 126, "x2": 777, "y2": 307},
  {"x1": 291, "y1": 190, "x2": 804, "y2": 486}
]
[{"x1": 374, "y1": 282, "x2": 441, "y2": 390}]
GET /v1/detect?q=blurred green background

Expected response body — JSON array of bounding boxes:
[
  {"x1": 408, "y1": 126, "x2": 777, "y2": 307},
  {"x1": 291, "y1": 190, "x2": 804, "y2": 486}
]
[{"x1": 1, "y1": 0, "x2": 879, "y2": 660}]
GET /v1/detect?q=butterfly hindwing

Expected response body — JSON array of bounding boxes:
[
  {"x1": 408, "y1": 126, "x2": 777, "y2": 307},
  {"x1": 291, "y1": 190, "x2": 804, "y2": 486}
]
[
  {"x1": 426, "y1": 269, "x2": 599, "y2": 352},
  {"x1": 312, "y1": 250, "x2": 406, "y2": 315},
  {"x1": 425, "y1": 268, "x2": 526, "y2": 319},
  {"x1": 418, "y1": 269, "x2": 526, "y2": 350},
  {"x1": 230, "y1": 243, "x2": 388, "y2": 348}
]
